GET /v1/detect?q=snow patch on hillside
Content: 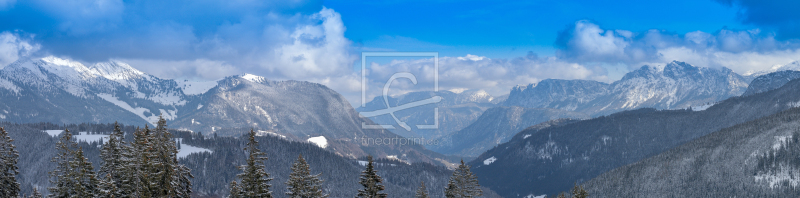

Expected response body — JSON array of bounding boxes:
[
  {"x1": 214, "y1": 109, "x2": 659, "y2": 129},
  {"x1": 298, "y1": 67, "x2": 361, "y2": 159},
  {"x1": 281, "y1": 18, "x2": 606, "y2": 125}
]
[
  {"x1": 97, "y1": 93, "x2": 162, "y2": 124},
  {"x1": 691, "y1": 103, "x2": 715, "y2": 111},
  {"x1": 255, "y1": 130, "x2": 286, "y2": 139},
  {"x1": 0, "y1": 78, "x2": 20, "y2": 94},
  {"x1": 483, "y1": 156, "x2": 497, "y2": 165},
  {"x1": 523, "y1": 134, "x2": 532, "y2": 139},
  {"x1": 307, "y1": 136, "x2": 328, "y2": 148},
  {"x1": 788, "y1": 101, "x2": 800, "y2": 108},
  {"x1": 524, "y1": 194, "x2": 546, "y2": 198},
  {"x1": 755, "y1": 166, "x2": 800, "y2": 188},
  {"x1": 177, "y1": 80, "x2": 217, "y2": 95}
]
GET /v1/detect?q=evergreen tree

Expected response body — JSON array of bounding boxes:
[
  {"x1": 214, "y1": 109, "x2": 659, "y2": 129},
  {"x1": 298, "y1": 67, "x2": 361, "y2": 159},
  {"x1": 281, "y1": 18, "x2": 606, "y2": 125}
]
[
  {"x1": 415, "y1": 181, "x2": 429, "y2": 198},
  {"x1": 356, "y1": 155, "x2": 386, "y2": 198},
  {"x1": 0, "y1": 127, "x2": 20, "y2": 197},
  {"x1": 30, "y1": 187, "x2": 43, "y2": 198},
  {"x1": 570, "y1": 183, "x2": 588, "y2": 198},
  {"x1": 132, "y1": 126, "x2": 156, "y2": 197},
  {"x1": 49, "y1": 129, "x2": 79, "y2": 197},
  {"x1": 555, "y1": 192, "x2": 567, "y2": 198},
  {"x1": 98, "y1": 173, "x2": 119, "y2": 198},
  {"x1": 285, "y1": 154, "x2": 327, "y2": 198},
  {"x1": 229, "y1": 180, "x2": 242, "y2": 198},
  {"x1": 98, "y1": 122, "x2": 128, "y2": 197},
  {"x1": 151, "y1": 116, "x2": 193, "y2": 197},
  {"x1": 444, "y1": 160, "x2": 482, "y2": 198},
  {"x1": 235, "y1": 129, "x2": 273, "y2": 197},
  {"x1": 70, "y1": 148, "x2": 100, "y2": 197}
]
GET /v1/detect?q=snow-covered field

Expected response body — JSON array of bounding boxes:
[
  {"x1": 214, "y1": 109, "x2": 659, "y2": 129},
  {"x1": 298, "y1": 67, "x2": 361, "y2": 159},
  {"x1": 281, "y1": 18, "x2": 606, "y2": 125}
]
[
  {"x1": 175, "y1": 138, "x2": 212, "y2": 158},
  {"x1": 74, "y1": 132, "x2": 109, "y2": 144},
  {"x1": 44, "y1": 130, "x2": 63, "y2": 137}
]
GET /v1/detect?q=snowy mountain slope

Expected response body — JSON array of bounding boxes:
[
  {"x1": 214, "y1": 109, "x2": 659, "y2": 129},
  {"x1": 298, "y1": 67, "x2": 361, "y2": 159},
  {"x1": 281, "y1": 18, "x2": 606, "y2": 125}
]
[
  {"x1": 583, "y1": 107, "x2": 800, "y2": 197},
  {"x1": 503, "y1": 61, "x2": 749, "y2": 116},
  {"x1": 742, "y1": 70, "x2": 800, "y2": 96},
  {"x1": 469, "y1": 77, "x2": 800, "y2": 197},
  {"x1": 0, "y1": 57, "x2": 452, "y2": 165},
  {"x1": 743, "y1": 61, "x2": 800, "y2": 77},
  {"x1": 429, "y1": 107, "x2": 589, "y2": 157},
  {"x1": 502, "y1": 79, "x2": 610, "y2": 112}
]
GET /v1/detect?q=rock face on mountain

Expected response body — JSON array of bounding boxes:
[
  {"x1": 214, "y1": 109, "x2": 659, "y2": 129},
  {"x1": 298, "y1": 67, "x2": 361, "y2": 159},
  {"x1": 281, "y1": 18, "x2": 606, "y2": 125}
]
[
  {"x1": 584, "y1": 107, "x2": 800, "y2": 197},
  {"x1": 0, "y1": 57, "x2": 450, "y2": 165},
  {"x1": 742, "y1": 70, "x2": 800, "y2": 96},
  {"x1": 469, "y1": 78, "x2": 800, "y2": 197},
  {"x1": 429, "y1": 107, "x2": 589, "y2": 157},
  {"x1": 356, "y1": 90, "x2": 499, "y2": 139},
  {"x1": 503, "y1": 61, "x2": 750, "y2": 116}
]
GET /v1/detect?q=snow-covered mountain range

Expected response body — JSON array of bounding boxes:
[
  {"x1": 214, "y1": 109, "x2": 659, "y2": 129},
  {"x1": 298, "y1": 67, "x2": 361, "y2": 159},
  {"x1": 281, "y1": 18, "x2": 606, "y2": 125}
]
[
  {"x1": 0, "y1": 56, "x2": 451, "y2": 165},
  {"x1": 504, "y1": 61, "x2": 752, "y2": 116}
]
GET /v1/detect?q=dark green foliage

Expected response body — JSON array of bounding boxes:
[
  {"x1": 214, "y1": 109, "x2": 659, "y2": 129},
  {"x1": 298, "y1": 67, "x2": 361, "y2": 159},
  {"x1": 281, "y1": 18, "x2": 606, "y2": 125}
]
[
  {"x1": 232, "y1": 129, "x2": 273, "y2": 198},
  {"x1": 0, "y1": 127, "x2": 20, "y2": 197},
  {"x1": 444, "y1": 160, "x2": 482, "y2": 198},
  {"x1": 415, "y1": 181, "x2": 428, "y2": 198},
  {"x1": 357, "y1": 155, "x2": 386, "y2": 198},
  {"x1": 285, "y1": 154, "x2": 327, "y2": 198},
  {"x1": 570, "y1": 183, "x2": 588, "y2": 198}
]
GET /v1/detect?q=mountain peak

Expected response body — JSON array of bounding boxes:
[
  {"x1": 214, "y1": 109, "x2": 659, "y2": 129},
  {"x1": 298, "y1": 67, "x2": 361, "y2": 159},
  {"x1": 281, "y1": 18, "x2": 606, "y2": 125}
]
[
  {"x1": 240, "y1": 73, "x2": 267, "y2": 83},
  {"x1": 88, "y1": 60, "x2": 146, "y2": 81}
]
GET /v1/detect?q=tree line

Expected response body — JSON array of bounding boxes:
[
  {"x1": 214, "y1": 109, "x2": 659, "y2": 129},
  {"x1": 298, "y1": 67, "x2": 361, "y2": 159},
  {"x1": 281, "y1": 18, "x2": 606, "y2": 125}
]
[{"x1": 0, "y1": 116, "x2": 492, "y2": 198}]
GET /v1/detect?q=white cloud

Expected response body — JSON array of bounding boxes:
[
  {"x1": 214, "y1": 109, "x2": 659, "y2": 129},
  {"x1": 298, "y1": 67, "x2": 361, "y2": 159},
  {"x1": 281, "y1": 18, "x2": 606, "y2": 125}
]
[
  {"x1": 0, "y1": 32, "x2": 40, "y2": 67},
  {"x1": 556, "y1": 20, "x2": 800, "y2": 73},
  {"x1": 270, "y1": 7, "x2": 355, "y2": 79},
  {"x1": 355, "y1": 53, "x2": 607, "y2": 104}
]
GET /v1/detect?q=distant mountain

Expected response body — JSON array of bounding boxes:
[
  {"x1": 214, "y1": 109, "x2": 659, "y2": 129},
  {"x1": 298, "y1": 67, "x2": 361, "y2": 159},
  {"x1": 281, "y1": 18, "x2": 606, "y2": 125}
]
[
  {"x1": 503, "y1": 61, "x2": 750, "y2": 116},
  {"x1": 743, "y1": 60, "x2": 800, "y2": 77},
  {"x1": 468, "y1": 78, "x2": 800, "y2": 197},
  {"x1": 356, "y1": 90, "x2": 499, "y2": 139},
  {"x1": 742, "y1": 70, "x2": 800, "y2": 96},
  {"x1": 429, "y1": 107, "x2": 589, "y2": 157},
  {"x1": 0, "y1": 57, "x2": 451, "y2": 165},
  {"x1": 583, "y1": 107, "x2": 800, "y2": 197}
]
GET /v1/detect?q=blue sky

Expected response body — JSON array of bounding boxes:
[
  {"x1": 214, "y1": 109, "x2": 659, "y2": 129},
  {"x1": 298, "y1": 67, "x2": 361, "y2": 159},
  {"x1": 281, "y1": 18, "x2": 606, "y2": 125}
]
[
  {"x1": 328, "y1": 0, "x2": 750, "y2": 57},
  {"x1": 0, "y1": 0, "x2": 798, "y2": 104}
]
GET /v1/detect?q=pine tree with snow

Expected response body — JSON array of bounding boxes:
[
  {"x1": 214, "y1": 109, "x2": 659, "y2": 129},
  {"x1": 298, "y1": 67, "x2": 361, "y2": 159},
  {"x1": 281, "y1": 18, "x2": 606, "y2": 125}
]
[
  {"x1": 98, "y1": 122, "x2": 129, "y2": 197},
  {"x1": 30, "y1": 187, "x2": 43, "y2": 198},
  {"x1": 229, "y1": 180, "x2": 242, "y2": 198},
  {"x1": 285, "y1": 154, "x2": 327, "y2": 198},
  {"x1": 98, "y1": 173, "x2": 119, "y2": 198},
  {"x1": 444, "y1": 160, "x2": 482, "y2": 198},
  {"x1": 356, "y1": 155, "x2": 386, "y2": 198},
  {"x1": 131, "y1": 126, "x2": 156, "y2": 197},
  {"x1": 234, "y1": 129, "x2": 273, "y2": 197},
  {"x1": 415, "y1": 181, "x2": 429, "y2": 198},
  {"x1": 49, "y1": 129, "x2": 79, "y2": 197},
  {"x1": 70, "y1": 148, "x2": 100, "y2": 197},
  {"x1": 444, "y1": 171, "x2": 461, "y2": 198},
  {"x1": 570, "y1": 183, "x2": 588, "y2": 198},
  {"x1": 0, "y1": 127, "x2": 20, "y2": 197}
]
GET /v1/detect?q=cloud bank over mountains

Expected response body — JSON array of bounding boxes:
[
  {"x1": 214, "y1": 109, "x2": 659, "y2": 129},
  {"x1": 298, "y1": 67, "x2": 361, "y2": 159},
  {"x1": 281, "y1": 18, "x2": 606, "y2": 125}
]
[{"x1": 1, "y1": 0, "x2": 800, "y2": 104}]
